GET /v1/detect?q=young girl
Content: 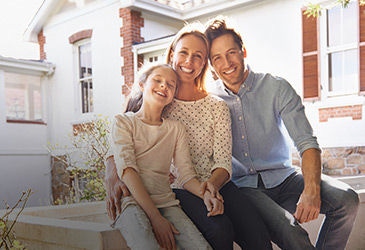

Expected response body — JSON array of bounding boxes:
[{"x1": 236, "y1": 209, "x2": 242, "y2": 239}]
[{"x1": 110, "y1": 63, "x2": 222, "y2": 250}]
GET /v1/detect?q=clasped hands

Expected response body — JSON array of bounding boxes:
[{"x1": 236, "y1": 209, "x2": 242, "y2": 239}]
[{"x1": 105, "y1": 172, "x2": 224, "y2": 220}]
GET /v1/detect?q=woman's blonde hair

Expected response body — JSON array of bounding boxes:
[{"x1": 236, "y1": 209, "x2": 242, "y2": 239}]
[{"x1": 165, "y1": 22, "x2": 209, "y2": 92}]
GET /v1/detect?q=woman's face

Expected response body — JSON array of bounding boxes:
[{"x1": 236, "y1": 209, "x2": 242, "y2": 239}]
[{"x1": 169, "y1": 34, "x2": 207, "y2": 84}]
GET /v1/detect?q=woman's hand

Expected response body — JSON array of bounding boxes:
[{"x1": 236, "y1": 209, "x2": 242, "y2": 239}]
[
  {"x1": 200, "y1": 181, "x2": 224, "y2": 202},
  {"x1": 203, "y1": 190, "x2": 224, "y2": 216},
  {"x1": 150, "y1": 214, "x2": 179, "y2": 250}
]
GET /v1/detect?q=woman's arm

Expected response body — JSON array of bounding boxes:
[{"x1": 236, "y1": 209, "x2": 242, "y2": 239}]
[
  {"x1": 173, "y1": 120, "x2": 225, "y2": 216},
  {"x1": 208, "y1": 100, "x2": 232, "y2": 189},
  {"x1": 206, "y1": 168, "x2": 230, "y2": 191},
  {"x1": 122, "y1": 167, "x2": 179, "y2": 250}
]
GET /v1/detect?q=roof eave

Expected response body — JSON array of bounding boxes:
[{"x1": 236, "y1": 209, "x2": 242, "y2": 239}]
[
  {"x1": 121, "y1": 0, "x2": 184, "y2": 20},
  {"x1": 24, "y1": 0, "x2": 265, "y2": 42},
  {"x1": 0, "y1": 56, "x2": 55, "y2": 76},
  {"x1": 24, "y1": 0, "x2": 61, "y2": 43}
]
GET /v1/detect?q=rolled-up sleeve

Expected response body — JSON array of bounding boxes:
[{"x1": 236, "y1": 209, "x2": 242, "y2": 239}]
[
  {"x1": 278, "y1": 80, "x2": 321, "y2": 156},
  {"x1": 111, "y1": 114, "x2": 139, "y2": 179}
]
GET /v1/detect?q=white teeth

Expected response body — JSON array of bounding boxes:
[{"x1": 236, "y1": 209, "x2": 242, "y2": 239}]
[
  {"x1": 224, "y1": 68, "x2": 235, "y2": 74},
  {"x1": 181, "y1": 67, "x2": 193, "y2": 73},
  {"x1": 156, "y1": 91, "x2": 166, "y2": 97}
]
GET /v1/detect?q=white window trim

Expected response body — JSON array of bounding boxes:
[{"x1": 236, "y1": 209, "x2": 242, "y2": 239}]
[
  {"x1": 73, "y1": 38, "x2": 94, "y2": 118},
  {"x1": 319, "y1": 1, "x2": 360, "y2": 99}
]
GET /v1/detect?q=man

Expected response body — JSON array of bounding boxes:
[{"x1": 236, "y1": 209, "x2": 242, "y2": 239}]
[{"x1": 204, "y1": 16, "x2": 359, "y2": 249}]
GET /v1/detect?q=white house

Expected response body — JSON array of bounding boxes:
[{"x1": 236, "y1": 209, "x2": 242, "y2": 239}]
[
  {"x1": 1, "y1": 0, "x2": 364, "y2": 206},
  {"x1": 0, "y1": 56, "x2": 54, "y2": 206}
]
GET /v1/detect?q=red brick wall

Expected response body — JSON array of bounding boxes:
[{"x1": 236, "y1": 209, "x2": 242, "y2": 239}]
[
  {"x1": 119, "y1": 8, "x2": 144, "y2": 97},
  {"x1": 68, "y1": 29, "x2": 93, "y2": 44},
  {"x1": 38, "y1": 30, "x2": 46, "y2": 60},
  {"x1": 319, "y1": 105, "x2": 363, "y2": 122}
]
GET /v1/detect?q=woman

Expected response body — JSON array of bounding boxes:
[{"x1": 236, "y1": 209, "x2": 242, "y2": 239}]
[{"x1": 106, "y1": 23, "x2": 272, "y2": 250}]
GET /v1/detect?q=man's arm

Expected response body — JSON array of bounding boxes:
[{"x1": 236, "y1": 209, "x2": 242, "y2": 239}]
[
  {"x1": 105, "y1": 155, "x2": 130, "y2": 220},
  {"x1": 294, "y1": 148, "x2": 322, "y2": 223}
]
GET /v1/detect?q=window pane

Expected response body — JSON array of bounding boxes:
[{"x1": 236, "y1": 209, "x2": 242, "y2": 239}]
[
  {"x1": 328, "y1": 49, "x2": 358, "y2": 92},
  {"x1": 327, "y1": 2, "x2": 356, "y2": 47},
  {"x1": 5, "y1": 72, "x2": 42, "y2": 121},
  {"x1": 79, "y1": 43, "x2": 92, "y2": 79},
  {"x1": 78, "y1": 42, "x2": 93, "y2": 113},
  {"x1": 81, "y1": 79, "x2": 93, "y2": 113},
  {"x1": 5, "y1": 84, "x2": 26, "y2": 119}
]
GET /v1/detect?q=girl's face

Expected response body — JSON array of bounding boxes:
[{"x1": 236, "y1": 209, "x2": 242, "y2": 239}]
[
  {"x1": 169, "y1": 34, "x2": 207, "y2": 84},
  {"x1": 141, "y1": 67, "x2": 177, "y2": 108}
]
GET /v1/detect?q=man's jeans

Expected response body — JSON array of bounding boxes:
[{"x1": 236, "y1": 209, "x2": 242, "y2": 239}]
[{"x1": 239, "y1": 172, "x2": 359, "y2": 250}]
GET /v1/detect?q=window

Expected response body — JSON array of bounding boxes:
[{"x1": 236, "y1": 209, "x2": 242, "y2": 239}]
[
  {"x1": 149, "y1": 56, "x2": 159, "y2": 63},
  {"x1": 78, "y1": 42, "x2": 93, "y2": 113},
  {"x1": 325, "y1": 1, "x2": 358, "y2": 96},
  {"x1": 144, "y1": 51, "x2": 164, "y2": 65},
  {"x1": 302, "y1": 1, "x2": 365, "y2": 100},
  {"x1": 4, "y1": 72, "x2": 43, "y2": 122}
]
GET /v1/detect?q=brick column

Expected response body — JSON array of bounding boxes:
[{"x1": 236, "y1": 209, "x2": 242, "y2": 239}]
[
  {"x1": 38, "y1": 30, "x2": 46, "y2": 60},
  {"x1": 119, "y1": 8, "x2": 144, "y2": 97}
]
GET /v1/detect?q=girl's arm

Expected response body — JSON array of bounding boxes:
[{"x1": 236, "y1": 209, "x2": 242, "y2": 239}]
[{"x1": 122, "y1": 167, "x2": 179, "y2": 249}]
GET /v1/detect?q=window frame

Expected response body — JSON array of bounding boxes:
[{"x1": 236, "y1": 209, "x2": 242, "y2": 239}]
[
  {"x1": 302, "y1": 0, "x2": 365, "y2": 101},
  {"x1": 75, "y1": 39, "x2": 93, "y2": 114},
  {"x1": 319, "y1": 1, "x2": 360, "y2": 98},
  {"x1": 4, "y1": 71, "x2": 45, "y2": 124}
]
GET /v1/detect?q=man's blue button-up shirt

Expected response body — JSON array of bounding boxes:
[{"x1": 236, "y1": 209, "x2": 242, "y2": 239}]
[{"x1": 209, "y1": 67, "x2": 320, "y2": 188}]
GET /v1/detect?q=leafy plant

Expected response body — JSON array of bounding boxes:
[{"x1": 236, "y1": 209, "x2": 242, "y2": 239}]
[
  {"x1": 0, "y1": 189, "x2": 32, "y2": 250},
  {"x1": 305, "y1": 0, "x2": 365, "y2": 17},
  {"x1": 48, "y1": 115, "x2": 111, "y2": 204}
]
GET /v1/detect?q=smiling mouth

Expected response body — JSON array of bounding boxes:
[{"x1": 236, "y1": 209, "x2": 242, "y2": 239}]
[
  {"x1": 155, "y1": 91, "x2": 167, "y2": 97},
  {"x1": 224, "y1": 67, "x2": 235, "y2": 75},
  {"x1": 180, "y1": 66, "x2": 193, "y2": 74}
]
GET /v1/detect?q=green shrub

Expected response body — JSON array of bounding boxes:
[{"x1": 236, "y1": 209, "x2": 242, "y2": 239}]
[{"x1": 48, "y1": 115, "x2": 111, "y2": 204}]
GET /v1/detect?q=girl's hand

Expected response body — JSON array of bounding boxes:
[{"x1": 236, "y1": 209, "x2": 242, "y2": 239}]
[
  {"x1": 203, "y1": 191, "x2": 224, "y2": 216},
  {"x1": 150, "y1": 214, "x2": 179, "y2": 250}
]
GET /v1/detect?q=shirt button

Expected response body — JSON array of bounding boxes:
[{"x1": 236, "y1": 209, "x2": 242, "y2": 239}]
[
  {"x1": 244, "y1": 153, "x2": 248, "y2": 157},
  {"x1": 241, "y1": 135, "x2": 245, "y2": 140},
  {"x1": 238, "y1": 116, "x2": 242, "y2": 120},
  {"x1": 236, "y1": 97, "x2": 240, "y2": 102}
]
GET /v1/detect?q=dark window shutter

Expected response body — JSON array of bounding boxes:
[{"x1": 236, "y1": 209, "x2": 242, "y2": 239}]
[
  {"x1": 302, "y1": 9, "x2": 320, "y2": 100},
  {"x1": 360, "y1": 4, "x2": 365, "y2": 94}
]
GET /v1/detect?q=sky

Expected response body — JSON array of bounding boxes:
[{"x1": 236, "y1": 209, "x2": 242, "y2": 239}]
[{"x1": 0, "y1": 0, "x2": 44, "y2": 60}]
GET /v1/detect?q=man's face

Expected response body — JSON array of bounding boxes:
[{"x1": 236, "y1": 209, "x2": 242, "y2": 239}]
[{"x1": 210, "y1": 34, "x2": 246, "y2": 93}]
